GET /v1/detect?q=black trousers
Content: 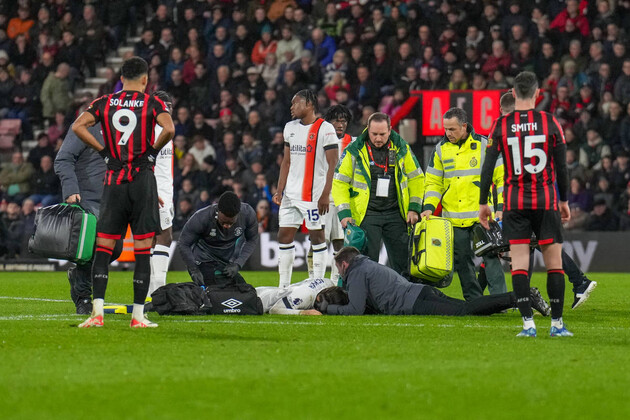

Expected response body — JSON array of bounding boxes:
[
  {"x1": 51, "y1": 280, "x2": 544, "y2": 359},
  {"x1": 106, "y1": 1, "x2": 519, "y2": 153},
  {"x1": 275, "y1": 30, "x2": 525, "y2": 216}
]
[
  {"x1": 71, "y1": 239, "x2": 123, "y2": 302},
  {"x1": 198, "y1": 261, "x2": 246, "y2": 287},
  {"x1": 412, "y1": 286, "x2": 515, "y2": 316}
]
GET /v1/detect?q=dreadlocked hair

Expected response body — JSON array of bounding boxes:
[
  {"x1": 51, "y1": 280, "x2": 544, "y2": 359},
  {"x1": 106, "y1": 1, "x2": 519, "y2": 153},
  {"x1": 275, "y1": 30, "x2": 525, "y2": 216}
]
[
  {"x1": 295, "y1": 89, "x2": 318, "y2": 113},
  {"x1": 324, "y1": 104, "x2": 352, "y2": 123}
]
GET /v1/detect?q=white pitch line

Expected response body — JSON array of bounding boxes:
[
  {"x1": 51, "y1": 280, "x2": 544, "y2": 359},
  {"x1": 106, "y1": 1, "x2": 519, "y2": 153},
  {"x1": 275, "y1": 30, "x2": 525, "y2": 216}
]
[{"x1": 0, "y1": 296, "x2": 73, "y2": 303}]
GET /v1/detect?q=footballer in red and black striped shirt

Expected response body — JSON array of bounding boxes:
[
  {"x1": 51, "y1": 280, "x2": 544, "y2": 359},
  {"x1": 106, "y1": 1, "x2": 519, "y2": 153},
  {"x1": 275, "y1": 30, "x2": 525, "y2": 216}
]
[
  {"x1": 479, "y1": 72, "x2": 572, "y2": 337},
  {"x1": 84, "y1": 85, "x2": 170, "y2": 185},
  {"x1": 71, "y1": 57, "x2": 175, "y2": 329}
]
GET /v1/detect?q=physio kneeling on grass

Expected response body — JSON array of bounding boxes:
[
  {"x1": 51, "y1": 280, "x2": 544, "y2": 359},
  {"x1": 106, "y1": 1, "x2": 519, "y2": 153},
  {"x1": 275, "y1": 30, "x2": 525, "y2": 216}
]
[{"x1": 307, "y1": 246, "x2": 550, "y2": 317}]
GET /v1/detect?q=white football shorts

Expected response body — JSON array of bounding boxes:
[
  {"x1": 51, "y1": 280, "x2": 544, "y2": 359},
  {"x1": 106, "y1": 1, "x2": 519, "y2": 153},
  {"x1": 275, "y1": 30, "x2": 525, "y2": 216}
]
[{"x1": 279, "y1": 196, "x2": 324, "y2": 230}]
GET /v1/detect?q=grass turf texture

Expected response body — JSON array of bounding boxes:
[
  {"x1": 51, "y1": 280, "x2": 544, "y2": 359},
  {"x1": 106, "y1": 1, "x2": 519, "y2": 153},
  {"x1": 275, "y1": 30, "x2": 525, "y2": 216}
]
[{"x1": 0, "y1": 271, "x2": 629, "y2": 419}]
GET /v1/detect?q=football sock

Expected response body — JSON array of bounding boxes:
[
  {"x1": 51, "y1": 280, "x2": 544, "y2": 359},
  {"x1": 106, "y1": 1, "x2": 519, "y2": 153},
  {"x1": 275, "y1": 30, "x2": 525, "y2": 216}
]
[
  {"x1": 312, "y1": 242, "x2": 327, "y2": 279},
  {"x1": 132, "y1": 303, "x2": 145, "y2": 320},
  {"x1": 547, "y1": 269, "x2": 565, "y2": 320},
  {"x1": 133, "y1": 248, "x2": 151, "y2": 305},
  {"x1": 512, "y1": 270, "x2": 533, "y2": 319},
  {"x1": 278, "y1": 243, "x2": 295, "y2": 288},
  {"x1": 306, "y1": 247, "x2": 314, "y2": 278},
  {"x1": 523, "y1": 317, "x2": 536, "y2": 330},
  {"x1": 92, "y1": 245, "x2": 113, "y2": 301},
  {"x1": 149, "y1": 244, "x2": 170, "y2": 296},
  {"x1": 92, "y1": 298, "x2": 104, "y2": 317},
  {"x1": 330, "y1": 250, "x2": 339, "y2": 282},
  {"x1": 551, "y1": 317, "x2": 564, "y2": 329}
]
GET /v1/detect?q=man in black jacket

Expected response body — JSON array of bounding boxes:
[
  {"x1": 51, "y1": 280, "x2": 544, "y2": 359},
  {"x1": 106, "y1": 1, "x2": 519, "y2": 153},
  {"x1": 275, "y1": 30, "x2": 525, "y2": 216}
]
[
  {"x1": 179, "y1": 191, "x2": 259, "y2": 287},
  {"x1": 312, "y1": 247, "x2": 549, "y2": 318},
  {"x1": 54, "y1": 124, "x2": 122, "y2": 314}
]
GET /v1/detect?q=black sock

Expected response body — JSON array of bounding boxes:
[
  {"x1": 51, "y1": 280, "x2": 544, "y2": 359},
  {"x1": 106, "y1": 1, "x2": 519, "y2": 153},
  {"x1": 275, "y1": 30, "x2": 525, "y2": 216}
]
[
  {"x1": 547, "y1": 269, "x2": 565, "y2": 319},
  {"x1": 512, "y1": 270, "x2": 532, "y2": 319},
  {"x1": 133, "y1": 248, "x2": 151, "y2": 304},
  {"x1": 92, "y1": 245, "x2": 113, "y2": 300}
]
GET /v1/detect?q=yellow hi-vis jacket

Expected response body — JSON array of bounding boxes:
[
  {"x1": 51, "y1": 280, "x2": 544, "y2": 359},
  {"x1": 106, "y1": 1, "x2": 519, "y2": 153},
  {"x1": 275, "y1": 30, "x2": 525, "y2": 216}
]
[
  {"x1": 423, "y1": 127, "x2": 504, "y2": 228},
  {"x1": 332, "y1": 129, "x2": 425, "y2": 226}
]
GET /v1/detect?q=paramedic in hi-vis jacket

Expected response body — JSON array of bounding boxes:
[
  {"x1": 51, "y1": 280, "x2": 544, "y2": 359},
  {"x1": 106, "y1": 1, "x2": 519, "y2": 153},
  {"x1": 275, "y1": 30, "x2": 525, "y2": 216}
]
[
  {"x1": 331, "y1": 112, "x2": 424, "y2": 274},
  {"x1": 421, "y1": 108, "x2": 507, "y2": 301}
]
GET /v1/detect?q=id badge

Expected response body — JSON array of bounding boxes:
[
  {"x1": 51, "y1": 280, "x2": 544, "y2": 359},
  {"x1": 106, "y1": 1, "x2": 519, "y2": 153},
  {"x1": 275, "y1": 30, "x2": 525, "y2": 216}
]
[{"x1": 376, "y1": 176, "x2": 390, "y2": 197}]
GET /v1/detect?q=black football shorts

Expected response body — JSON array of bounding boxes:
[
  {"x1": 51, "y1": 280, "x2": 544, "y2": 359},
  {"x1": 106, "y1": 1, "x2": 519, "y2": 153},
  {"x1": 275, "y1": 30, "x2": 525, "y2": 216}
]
[
  {"x1": 503, "y1": 209, "x2": 563, "y2": 246},
  {"x1": 96, "y1": 170, "x2": 160, "y2": 240}
]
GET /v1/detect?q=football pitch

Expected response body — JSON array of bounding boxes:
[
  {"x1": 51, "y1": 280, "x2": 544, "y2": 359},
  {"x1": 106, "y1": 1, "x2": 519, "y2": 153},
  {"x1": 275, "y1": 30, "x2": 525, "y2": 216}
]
[{"x1": 1, "y1": 271, "x2": 629, "y2": 419}]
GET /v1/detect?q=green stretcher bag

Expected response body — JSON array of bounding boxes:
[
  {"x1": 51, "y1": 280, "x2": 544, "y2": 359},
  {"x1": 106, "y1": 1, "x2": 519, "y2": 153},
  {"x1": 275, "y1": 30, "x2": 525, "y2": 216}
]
[
  {"x1": 409, "y1": 217, "x2": 454, "y2": 286},
  {"x1": 28, "y1": 203, "x2": 97, "y2": 263}
]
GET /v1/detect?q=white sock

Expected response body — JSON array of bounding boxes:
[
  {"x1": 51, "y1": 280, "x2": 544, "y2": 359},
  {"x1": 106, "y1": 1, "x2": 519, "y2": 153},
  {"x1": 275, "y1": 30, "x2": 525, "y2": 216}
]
[
  {"x1": 149, "y1": 244, "x2": 170, "y2": 296},
  {"x1": 278, "y1": 243, "x2": 295, "y2": 288},
  {"x1": 307, "y1": 248, "x2": 314, "y2": 279},
  {"x1": 312, "y1": 242, "x2": 327, "y2": 279},
  {"x1": 523, "y1": 317, "x2": 536, "y2": 330},
  {"x1": 132, "y1": 303, "x2": 145, "y2": 320},
  {"x1": 551, "y1": 317, "x2": 564, "y2": 329},
  {"x1": 330, "y1": 251, "x2": 339, "y2": 282},
  {"x1": 92, "y1": 298, "x2": 104, "y2": 317}
]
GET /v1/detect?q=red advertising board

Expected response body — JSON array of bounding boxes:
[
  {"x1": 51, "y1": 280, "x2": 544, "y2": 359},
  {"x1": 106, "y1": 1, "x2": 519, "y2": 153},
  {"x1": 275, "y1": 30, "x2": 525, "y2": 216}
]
[{"x1": 418, "y1": 90, "x2": 503, "y2": 137}]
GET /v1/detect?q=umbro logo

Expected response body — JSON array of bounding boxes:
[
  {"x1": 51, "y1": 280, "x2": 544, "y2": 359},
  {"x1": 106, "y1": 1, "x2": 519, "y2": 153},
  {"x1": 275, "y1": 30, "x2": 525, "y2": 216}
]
[{"x1": 221, "y1": 298, "x2": 242, "y2": 309}]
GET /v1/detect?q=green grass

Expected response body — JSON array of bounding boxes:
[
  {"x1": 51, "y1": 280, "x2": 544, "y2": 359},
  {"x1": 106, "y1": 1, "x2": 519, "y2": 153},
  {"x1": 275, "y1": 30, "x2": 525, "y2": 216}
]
[{"x1": 1, "y1": 271, "x2": 629, "y2": 419}]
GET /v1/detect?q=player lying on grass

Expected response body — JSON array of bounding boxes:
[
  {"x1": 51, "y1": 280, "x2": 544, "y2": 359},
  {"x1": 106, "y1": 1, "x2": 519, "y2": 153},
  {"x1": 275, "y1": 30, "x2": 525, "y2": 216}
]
[
  {"x1": 306, "y1": 246, "x2": 550, "y2": 317},
  {"x1": 256, "y1": 277, "x2": 336, "y2": 315}
]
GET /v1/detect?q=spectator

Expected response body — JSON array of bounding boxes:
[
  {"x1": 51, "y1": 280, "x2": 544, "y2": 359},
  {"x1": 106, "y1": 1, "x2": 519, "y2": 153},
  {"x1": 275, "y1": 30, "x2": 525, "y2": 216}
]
[
  {"x1": 551, "y1": 0, "x2": 590, "y2": 38},
  {"x1": 145, "y1": 66, "x2": 163, "y2": 93},
  {"x1": 591, "y1": 62, "x2": 615, "y2": 101},
  {"x1": 173, "y1": 197, "x2": 194, "y2": 233},
  {"x1": 194, "y1": 189, "x2": 212, "y2": 210},
  {"x1": 558, "y1": 59, "x2": 589, "y2": 97},
  {"x1": 31, "y1": 51, "x2": 55, "y2": 89},
  {"x1": 251, "y1": 24, "x2": 277, "y2": 66},
  {"x1": 207, "y1": 43, "x2": 231, "y2": 76},
  {"x1": 256, "y1": 88, "x2": 286, "y2": 130},
  {"x1": 10, "y1": 33, "x2": 36, "y2": 69},
  {"x1": 276, "y1": 25, "x2": 303, "y2": 65},
  {"x1": 215, "y1": 109, "x2": 241, "y2": 142},
  {"x1": 610, "y1": 151, "x2": 630, "y2": 194},
  {"x1": 276, "y1": 68, "x2": 304, "y2": 107},
  {"x1": 157, "y1": 27, "x2": 175, "y2": 62},
  {"x1": 210, "y1": 26, "x2": 231, "y2": 60},
  {"x1": 236, "y1": 89, "x2": 256, "y2": 115},
  {"x1": 134, "y1": 28, "x2": 156, "y2": 63},
  {"x1": 568, "y1": 177, "x2": 592, "y2": 211},
  {"x1": 76, "y1": 5, "x2": 105, "y2": 77},
  {"x1": 47, "y1": 112, "x2": 68, "y2": 144},
  {"x1": 187, "y1": 135, "x2": 216, "y2": 167},
  {"x1": 622, "y1": 103, "x2": 630, "y2": 151},
  {"x1": 57, "y1": 30, "x2": 83, "y2": 73},
  {"x1": 175, "y1": 152, "x2": 200, "y2": 191},
  {"x1": 27, "y1": 133, "x2": 55, "y2": 168},
  {"x1": 304, "y1": 27, "x2": 336, "y2": 67},
  {"x1": 481, "y1": 40, "x2": 512, "y2": 77},
  {"x1": 0, "y1": 152, "x2": 34, "y2": 204},
  {"x1": 215, "y1": 130, "x2": 239, "y2": 163},
  {"x1": 29, "y1": 7, "x2": 54, "y2": 41},
  {"x1": 564, "y1": 203, "x2": 589, "y2": 231},
  {"x1": 27, "y1": 155, "x2": 60, "y2": 207},
  {"x1": 0, "y1": 67, "x2": 14, "y2": 118},
  {"x1": 199, "y1": 155, "x2": 228, "y2": 201},
  {"x1": 592, "y1": 175, "x2": 615, "y2": 208},
  {"x1": 190, "y1": 111, "x2": 214, "y2": 142},
  {"x1": 567, "y1": 149, "x2": 588, "y2": 182},
  {"x1": 174, "y1": 106, "x2": 193, "y2": 138},
  {"x1": 573, "y1": 110, "x2": 600, "y2": 144},
  {"x1": 324, "y1": 72, "x2": 351, "y2": 102},
  {"x1": 0, "y1": 201, "x2": 25, "y2": 258},
  {"x1": 292, "y1": 7, "x2": 314, "y2": 43},
  {"x1": 260, "y1": 52, "x2": 280, "y2": 90},
  {"x1": 7, "y1": 7, "x2": 34, "y2": 40},
  {"x1": 535, "y1": 41, "x2": 557, "y2": 80},
  {"x1": 353, "y1": 65, "x2": 380, "y2": 109},
  {"x1": 255, "y1": 198, "x2": 278, "y2": 233},
  {"x1": 580, "y1": 129, "x2": 612, "y2": 171},
  {"x1": 165, "y1": 47, "x2": 185, "y2": 84},
  {"x1": 292, "y1": 49, "x2": 322, "y2": 91},
  {"x1": 585, "y1": 198, "x2": 619, "y2": 231},
  {"x1": 238, "y1": 132, "x2": 264, "y2": 169},
  {"x1": 97, "y1": 67, "x2": 117, "y2": 97},
  {"x1": 146, "y1": 4, "x2": 174, "y2": 39},
  {"x1": 602, "y1": 101, "x2": 624, "y2": 150},
  {"x1": 182, "y1": 45, "x2": 203, "y2": 84},
  {"x1": 560, "y1": 39, "x2": 588, "y2": 74},
  {"x1": 54, "y1": 10, "x2": 76, "y2": 40},
  {"x1": 178, "y1": 178, "x2": 200, "y2": 206},
  {"x1": 165, "y1": 68, "x2": 189, "y2": 109},
  {"x1": 242, "y1": 66, "x2": 267, "y2": 104},
  {"x1": 40, "y1": 63, "x2": 72, "y2": 122},
  {"x1": 614, "y1": 59, "x2": 630, "y2": 107}
]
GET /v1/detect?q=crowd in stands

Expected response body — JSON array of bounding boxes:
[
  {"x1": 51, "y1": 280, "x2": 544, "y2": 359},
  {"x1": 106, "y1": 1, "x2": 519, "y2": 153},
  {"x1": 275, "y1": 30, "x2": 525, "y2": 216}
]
[{"x1": 1, "y1": 0, "x2": 630, "y2": 258}]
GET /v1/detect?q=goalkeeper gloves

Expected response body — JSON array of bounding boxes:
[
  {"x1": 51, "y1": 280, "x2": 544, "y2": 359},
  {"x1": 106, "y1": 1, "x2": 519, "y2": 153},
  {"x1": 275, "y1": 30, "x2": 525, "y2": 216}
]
[
  {"x1": 189, "y1": 268, "x2": 205, "y2": 287},
  {"x1": 223, "y1": 263, "x2": 240, "y2": 278},
  {"x1": 98, "y1": 148, "x2": 124, "y2": 171}
]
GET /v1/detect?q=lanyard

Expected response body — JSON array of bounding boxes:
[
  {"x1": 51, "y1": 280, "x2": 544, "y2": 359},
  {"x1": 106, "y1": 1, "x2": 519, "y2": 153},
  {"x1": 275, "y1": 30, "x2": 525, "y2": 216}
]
[{"x1": 367, "y1": 142, "x2": 390, "y2": 174}]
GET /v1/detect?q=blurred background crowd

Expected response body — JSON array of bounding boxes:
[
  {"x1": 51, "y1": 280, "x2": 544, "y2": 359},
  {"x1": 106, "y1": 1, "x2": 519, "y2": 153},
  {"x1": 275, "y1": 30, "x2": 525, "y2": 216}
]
[{"x1": 1, "y1": 0, "x2": 630, "y2": 259}]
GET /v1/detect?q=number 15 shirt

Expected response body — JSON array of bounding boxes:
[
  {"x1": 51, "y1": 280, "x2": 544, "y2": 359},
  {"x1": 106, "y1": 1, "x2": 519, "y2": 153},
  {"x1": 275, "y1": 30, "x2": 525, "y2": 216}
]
[
  {"x1": 86, "y1": 90, "x2": 169, "y2": 185},
  {"x1": 283, "y1": 118, "x2": 338, "y2": 202},
  {"x1": 480, "y1": 109, "x2": 569, "y2": 211}
]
